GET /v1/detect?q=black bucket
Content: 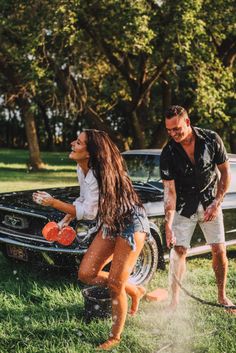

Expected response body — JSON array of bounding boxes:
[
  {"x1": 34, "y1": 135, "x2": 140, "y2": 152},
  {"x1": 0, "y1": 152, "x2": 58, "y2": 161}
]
[{"x1": 82, "y1": 286, "x2": 112, "y2": 322}]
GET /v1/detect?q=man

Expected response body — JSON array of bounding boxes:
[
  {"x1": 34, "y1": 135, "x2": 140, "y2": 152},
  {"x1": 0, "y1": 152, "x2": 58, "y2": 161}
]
[{"x1": 160, "y1": 105, "x2": 235, "y2": 312}]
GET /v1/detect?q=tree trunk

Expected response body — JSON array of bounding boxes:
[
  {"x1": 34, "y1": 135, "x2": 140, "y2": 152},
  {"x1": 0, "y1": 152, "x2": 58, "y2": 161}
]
[
  {"x1": 38, "y1": 101, "x2": 54, "y2": 151},
  {"x1": 6, "y1": 120, "x2": 10, "y2": 148},
  {"x1": 149, "y1": 79, "x2": 171, "y2": 148},
  {"x1": 19, "y1": 100, "x2": 45, "y2": 170},
  {"x1": 150, "y1": 122, "x2": 168, "y2": 148},
  {"x1": 131, "y1": 110, "x2": 146, "y2": 148}
]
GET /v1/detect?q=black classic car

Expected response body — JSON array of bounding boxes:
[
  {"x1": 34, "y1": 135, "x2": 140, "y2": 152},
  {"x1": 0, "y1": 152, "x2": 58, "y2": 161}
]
[{"x1": 0, "y1": 150, "x2": 236, "y2": 285}]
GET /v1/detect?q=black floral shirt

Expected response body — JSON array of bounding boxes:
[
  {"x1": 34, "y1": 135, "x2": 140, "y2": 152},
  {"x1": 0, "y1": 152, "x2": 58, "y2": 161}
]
[{"x1": 160, "y1": 127, "x2": 228, "y2": 218}]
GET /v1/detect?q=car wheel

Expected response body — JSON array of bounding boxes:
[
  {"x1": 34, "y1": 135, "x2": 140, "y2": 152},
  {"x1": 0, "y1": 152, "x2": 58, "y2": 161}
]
[{"x1": 128, "y1": 232, "x2": 158, "y2": 286}]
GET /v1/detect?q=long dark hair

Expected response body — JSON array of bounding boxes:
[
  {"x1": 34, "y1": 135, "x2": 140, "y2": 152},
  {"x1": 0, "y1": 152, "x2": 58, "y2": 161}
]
[{"x1": 85, "y1": 129, "x2": 143, "y2": 231}]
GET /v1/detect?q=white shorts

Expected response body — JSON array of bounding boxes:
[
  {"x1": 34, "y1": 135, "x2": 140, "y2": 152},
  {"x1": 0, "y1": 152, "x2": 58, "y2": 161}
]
[{"x1": 173, "y1": 204, "x2": 225, "y2": 248}]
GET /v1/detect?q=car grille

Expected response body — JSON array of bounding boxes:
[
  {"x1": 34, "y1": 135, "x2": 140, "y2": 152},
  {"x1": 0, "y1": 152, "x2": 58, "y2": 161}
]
[{"x1": 0, "y1": 207, "x2": 49, "y2": 243}]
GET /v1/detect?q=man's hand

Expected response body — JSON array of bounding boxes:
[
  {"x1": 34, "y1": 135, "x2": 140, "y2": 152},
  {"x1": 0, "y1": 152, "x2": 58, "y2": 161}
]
[
  {"x1": 32, "y1": 191, "x2": 54, "y2": 207},
  {"x1": 165, "y1": 223, "x2": 176, "y2": 248},
  {"x1": 204, "y1": 200, "x2": 219, "y2": 222}
]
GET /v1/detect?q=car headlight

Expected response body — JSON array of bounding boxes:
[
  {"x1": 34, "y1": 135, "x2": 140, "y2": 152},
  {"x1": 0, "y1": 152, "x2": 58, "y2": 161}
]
[{"x1": 75, "y1": 222, "x2": 90, "y2": 236}]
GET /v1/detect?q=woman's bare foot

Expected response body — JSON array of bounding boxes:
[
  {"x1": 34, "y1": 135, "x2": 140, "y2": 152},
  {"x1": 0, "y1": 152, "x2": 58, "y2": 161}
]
[
  {"x1": 129, "y1": 286, "x2": 146, "y2": 316},
  {"x1": 97, "y1": 338, "x2": 120, "y2": 350},
  {"x1": 219, "y1": 297, "x2": 236, "y2": 315}
]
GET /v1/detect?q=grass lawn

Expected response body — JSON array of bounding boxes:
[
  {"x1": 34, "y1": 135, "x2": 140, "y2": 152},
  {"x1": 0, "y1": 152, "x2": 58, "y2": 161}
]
[
  {"x1": 0, "y1": 149, "x2": 236, "y2": 352},
  {"x1": 0, "y1": 254, "x2": 235, "y2": 353},
  {"x1": 0, "y1": 149, "x2": 77, "y2": 192}
]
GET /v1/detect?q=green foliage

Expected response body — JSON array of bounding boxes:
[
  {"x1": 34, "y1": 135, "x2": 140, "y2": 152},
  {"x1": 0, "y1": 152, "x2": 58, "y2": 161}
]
[
  {"x1": 195, "y1": 61, "x2": 234, "y2": 123},
  {"x1": 0, "y1": 0, "x2": 235, "y2": 150}
]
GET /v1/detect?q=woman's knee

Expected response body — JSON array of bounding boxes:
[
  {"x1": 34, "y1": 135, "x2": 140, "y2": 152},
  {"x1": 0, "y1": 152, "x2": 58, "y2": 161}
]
[{"x1": 78, "y1": 266, "x2": 96, "y2": 284}]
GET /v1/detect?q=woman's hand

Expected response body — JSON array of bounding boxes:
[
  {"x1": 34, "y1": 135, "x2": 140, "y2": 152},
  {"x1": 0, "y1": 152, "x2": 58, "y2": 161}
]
[
  {"x1": 32, "y1": 191, "x2": 54, "y2": 207},
  {"x1": 57, "y1": 214, "x2": 75, "y2": 229}
]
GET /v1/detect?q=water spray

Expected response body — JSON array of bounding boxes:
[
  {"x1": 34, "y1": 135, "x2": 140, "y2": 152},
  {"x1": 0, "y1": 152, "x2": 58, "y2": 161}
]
[{"x1": 169, "y1": 245, "x2": 236, "y2": 310}]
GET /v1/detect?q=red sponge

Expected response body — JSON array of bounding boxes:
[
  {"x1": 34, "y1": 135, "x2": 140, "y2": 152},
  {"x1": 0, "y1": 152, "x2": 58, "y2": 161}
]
[
  {"x1": 145, "y1": 288, "x2": 168, "y2": 302},
  {"x1": 57, "y1": 226, "x2": 76, "y2": 246},
  {"x1": 42, "y1": 221, "x2": 59, "y2": 241}
]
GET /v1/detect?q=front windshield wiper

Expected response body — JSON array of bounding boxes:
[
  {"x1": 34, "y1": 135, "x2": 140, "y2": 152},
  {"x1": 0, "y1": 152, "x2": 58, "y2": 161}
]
[{"x1": 132, "y1": 181, "x2": 163, "y2": 192}]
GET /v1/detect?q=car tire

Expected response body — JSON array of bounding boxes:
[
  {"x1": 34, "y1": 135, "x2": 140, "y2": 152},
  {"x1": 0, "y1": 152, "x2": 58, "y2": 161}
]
[{"x1": 128, "y1": 232, "x2": 159, "y2": 286}]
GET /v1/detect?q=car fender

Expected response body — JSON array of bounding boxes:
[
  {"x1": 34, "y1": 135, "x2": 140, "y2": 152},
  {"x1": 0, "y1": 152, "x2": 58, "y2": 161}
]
[{"x1": 148, "y1": 221, "x2": 165, "y2": 270}]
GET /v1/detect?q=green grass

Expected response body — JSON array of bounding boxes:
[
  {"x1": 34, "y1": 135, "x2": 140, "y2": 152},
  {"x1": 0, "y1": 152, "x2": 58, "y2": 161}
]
[
  {"x1": 0, "y1": 254, "x2": 235, "y2": 353},
  {"x1": 0, "y1": 148, "x2": 236, "y2": 352},
  {"x1": 0, "y1": 149, "x2": 77, "y2": 192}
]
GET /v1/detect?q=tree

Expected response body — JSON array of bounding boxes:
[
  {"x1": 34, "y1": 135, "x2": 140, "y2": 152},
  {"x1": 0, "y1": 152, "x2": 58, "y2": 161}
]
[
  {"x1": 0, "y1": 0, "x2": 235, "y2": 153},
  {"x1": 0, "y1": 0, "x2": 45, "y2": 169}
]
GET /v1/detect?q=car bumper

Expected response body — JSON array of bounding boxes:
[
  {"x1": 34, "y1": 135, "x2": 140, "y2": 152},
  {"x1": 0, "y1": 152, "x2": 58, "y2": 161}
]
[{"x1": 0, "y1": 233, "x2": 87, "y2": 255}]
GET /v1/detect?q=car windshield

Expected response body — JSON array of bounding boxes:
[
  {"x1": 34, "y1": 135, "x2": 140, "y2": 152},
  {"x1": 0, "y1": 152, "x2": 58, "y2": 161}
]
[{"x1": 123, "y1": 154, "x2": 163, "y2": 189}]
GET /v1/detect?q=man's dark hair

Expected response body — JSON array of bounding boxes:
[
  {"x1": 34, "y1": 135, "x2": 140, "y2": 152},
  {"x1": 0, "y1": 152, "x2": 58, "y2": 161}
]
[{"x1": 165, "y1": 105, "x2": 187, "y2": 119}]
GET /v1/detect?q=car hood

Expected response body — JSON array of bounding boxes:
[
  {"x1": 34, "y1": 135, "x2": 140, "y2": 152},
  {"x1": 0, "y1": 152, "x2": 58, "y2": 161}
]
[
  {"x1": 0, "y1": 185, "x2": 163, "y2": 216},
  {"x1": 0, "y1": 186, "x2": 80, "y2": 219}
]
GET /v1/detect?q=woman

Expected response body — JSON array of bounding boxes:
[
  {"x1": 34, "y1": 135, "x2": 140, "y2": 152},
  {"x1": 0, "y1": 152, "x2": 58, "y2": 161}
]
[{"x1": 33, "y1": 129, "x2": 150, "y2": 350}]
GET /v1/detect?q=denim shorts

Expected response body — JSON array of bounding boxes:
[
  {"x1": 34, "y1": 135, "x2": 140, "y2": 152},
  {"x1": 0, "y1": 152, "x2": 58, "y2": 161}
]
[
  {"x1": 101, "y1": 206, "x2": 150, "y2": 251},
  {"x1": 173, "y1": 203, "x2": 225, "y2": 248}
]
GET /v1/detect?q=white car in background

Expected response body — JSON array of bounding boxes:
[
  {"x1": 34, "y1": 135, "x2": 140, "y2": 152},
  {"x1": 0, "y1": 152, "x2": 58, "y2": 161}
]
[{"x1": 0, "y1": 150, "x2": 235, "y2": 285}]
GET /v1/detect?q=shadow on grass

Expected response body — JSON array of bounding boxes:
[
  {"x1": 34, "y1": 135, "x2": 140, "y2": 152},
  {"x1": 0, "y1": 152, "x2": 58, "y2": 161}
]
[
  {"x1": 0, "y1": 300, "x2": 85, "y2": 321},
  {"x1": 0, "y1": 254, "x2": 77, "y2": 282},
  {"x1": 0, "y1": 255, "x2": 87, "y2": 316},
  {"x1": 0, "y1": 255, "x2": 109, "y2": 351}
]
